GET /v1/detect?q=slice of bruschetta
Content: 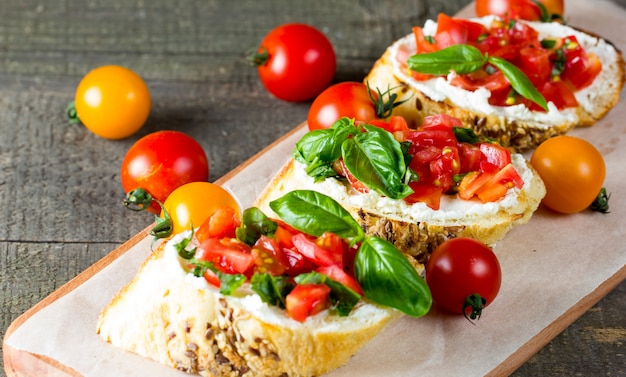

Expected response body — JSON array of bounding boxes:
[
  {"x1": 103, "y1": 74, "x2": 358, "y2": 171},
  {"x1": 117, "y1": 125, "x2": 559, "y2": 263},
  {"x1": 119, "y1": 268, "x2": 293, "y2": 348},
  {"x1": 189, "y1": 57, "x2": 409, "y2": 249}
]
[
  {"x1": 365, "y1": 14, "x2": 625, "y2": 151},
  {"x1": 254, "y1": 116, "x2": 546, "y2": 273}
]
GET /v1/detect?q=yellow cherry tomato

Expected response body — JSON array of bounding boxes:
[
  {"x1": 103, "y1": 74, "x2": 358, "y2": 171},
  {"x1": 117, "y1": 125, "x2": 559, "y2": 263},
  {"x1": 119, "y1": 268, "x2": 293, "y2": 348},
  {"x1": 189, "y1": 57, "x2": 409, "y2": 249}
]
[
  {"x1": 162, "y1": 182, "x2": 240, "y2": 234},
  {"x1": 530, "y1": 136, "x2": 605, "y2": 214},
  {"x1": 74, "y1": 65, "x2": 151, "y2": 139}
]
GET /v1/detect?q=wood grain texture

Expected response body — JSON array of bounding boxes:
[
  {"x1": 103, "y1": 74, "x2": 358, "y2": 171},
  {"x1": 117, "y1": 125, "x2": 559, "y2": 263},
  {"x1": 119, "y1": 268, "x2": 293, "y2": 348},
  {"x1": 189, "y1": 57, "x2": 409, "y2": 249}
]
[{"x1": 0, "y1": 0, "x2": 624, "y2": 376}]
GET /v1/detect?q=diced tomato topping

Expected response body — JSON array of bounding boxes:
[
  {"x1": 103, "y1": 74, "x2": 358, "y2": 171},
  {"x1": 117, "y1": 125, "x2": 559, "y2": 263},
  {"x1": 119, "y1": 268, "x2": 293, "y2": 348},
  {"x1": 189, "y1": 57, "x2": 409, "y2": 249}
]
[
  {"x1": 195, "y1": 238, "x2": 255, "y2": 275},
  {"x1": 413, "y1": 26, "x2": 437, "y2": 54},
  {"x1": 195, "y1": 206, "x2": 240, "y2": 243},
  {"x1": 458, "y1": 171, "x2": 495, "y2": 200},
  {"x1": 458, "y1": 163, "x2": 524, "y2": 202},
  {"x1": 479, "y1": 143, "x2": 511, "y2": 173},
  {"x1": 536, "y1": 80, "x2": 578, "y2": 111},
  {"x1": 281, "y1": 247, "x2": 316, "y2": 277},
  {"x1": 251, "y1": 235, "x2": 289, "y2": 276},
  {"x1": 405, "y1": 182, "x2": 444, "y2": 210},
  {"x1": 203, "y1": 268, "x2": 221, "y2": 288},
  {"x1": 368, "y1": 116, "x2": 409, "y2": 133},
  {"x1": 285, "y1": 284, "x2": 331, "y2": 322},
  {"x1": 450, "y1": 70, "x2": 510, "y2": 92},
  {"x1": 291, "y1": 233, "x2": 343, "y2": 267},
  {"x1": 458, "y1": 143, "x2": 482, "y2": 173},
  {"x1": 317, "y1": 264, "x2": 364, "y2": 296},
  {"x1": 407, "y1": 15, "x2": 599, "y2": 111},
  {"x1": 421, "y1": 113, "x2": 463, "y2": 128},
  {"x1": 339, "y1": 158, "x2": 369, "y2": 194},
  {"x1": 274, "y1": 224, "x2": 296, "y2": 249},
  {"x1": 562, "y1": 51, "x2": 602, "y2": 90}
]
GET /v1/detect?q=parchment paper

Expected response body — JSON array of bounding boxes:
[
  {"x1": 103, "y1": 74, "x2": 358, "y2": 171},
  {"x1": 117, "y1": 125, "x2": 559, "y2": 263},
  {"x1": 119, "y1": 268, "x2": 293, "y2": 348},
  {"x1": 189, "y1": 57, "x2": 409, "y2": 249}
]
[{"x1": 5, "y1": 0, "x2": 626, "y2": 375}]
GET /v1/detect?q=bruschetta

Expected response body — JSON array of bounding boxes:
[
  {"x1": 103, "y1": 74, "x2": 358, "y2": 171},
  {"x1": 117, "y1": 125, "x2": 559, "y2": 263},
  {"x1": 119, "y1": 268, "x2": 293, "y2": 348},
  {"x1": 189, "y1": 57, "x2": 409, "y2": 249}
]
[
  {"x1": 254, "y1": 115, "x2": 546, "y2": 272},
  {"x1": 98, "y1": 190, "x2": 431, "y2": 376},
  {"x1": 364, "y1": 14, "x2": 625, "y2": 151}
]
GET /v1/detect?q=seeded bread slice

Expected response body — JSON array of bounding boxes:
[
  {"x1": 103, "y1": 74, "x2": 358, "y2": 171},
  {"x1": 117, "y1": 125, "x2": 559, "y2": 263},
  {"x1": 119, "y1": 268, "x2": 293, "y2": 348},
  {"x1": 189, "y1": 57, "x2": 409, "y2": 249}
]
[
  {"x1": 365, "y1": 18, "x2": 625, "y2": 151},
  {"x1": 254, "y1": 156, "x2": 545, "y2": 274},
  {"x1": 97, "y1": 236, "x2": 399, "y2": 377}
]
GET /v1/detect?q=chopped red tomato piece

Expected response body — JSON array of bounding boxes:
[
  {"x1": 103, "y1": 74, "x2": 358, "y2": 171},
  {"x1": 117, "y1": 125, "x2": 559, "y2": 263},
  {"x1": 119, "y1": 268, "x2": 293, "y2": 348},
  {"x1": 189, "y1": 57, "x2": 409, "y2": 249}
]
[
  {"x1": 195, "y1": 238, "x2": 255, "y2": 275},
  {"x1": 405, "y1": 182, "x2": 443, "y2": 210},
  {"x1": 458, "y1": 143, "x2": 482, "y2": 173},
  {"x1": 203, "y1": 268, "x2": 221, "y2": 288},
  {"x1": 450, "y1": 70, "x2": 510, "y2": 92},
  {"x1": 339, "y1": 158, "x2": 369, "y2": 194},
  {"x1": 286, "y1": 284, "x2": 331, "y2": 322},
  {"x1": 562, "y1": 52, "x2": 602, "y2": 90},
  {"x1": 292, "y1": 233, "x2": 342, "y2": 267},
  {"x1": 282, "y1": 247, "x2": 316, "y2": 276},
  {"x1": 479, "y1": 143, "x2": 511, "y2": 173},
  {"x1": 195, "y1": 206, "x2": 239, "y2": 243},
  {"x1": 457, "y1": 171, "x2": 494, "y2": 200},
  {"x1": 537, "y1": 80, "x2": 578, "y2": 111},
  {"x1": 317, "y1": 264, "x2": 364, "y2": 296},
  {"x1": 413, "y1": 26, "x2": 437, "y2": 54},
  {"x1": 251, "y1": 235, "x2": 289, "y2": 275}
]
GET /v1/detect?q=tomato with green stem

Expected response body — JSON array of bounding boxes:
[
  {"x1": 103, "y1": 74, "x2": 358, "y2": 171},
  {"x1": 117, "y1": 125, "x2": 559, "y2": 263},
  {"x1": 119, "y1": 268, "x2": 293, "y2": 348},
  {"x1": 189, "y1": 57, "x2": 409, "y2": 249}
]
[
  {"x1": 426, "y1": 237, "x2": 502, "y2": 321},
  {"x1": 69, "y1": 65, "x2": 151, "y2": 139},
  {"x1": 307, "y1": 82, "x2": 407, "y2": 131},
  {"x1": 248, "y1": 23, "x2": 336, "y2": 102},
  {"x1": 121, "y1": 131, "x2": 209, "y2": 214}
]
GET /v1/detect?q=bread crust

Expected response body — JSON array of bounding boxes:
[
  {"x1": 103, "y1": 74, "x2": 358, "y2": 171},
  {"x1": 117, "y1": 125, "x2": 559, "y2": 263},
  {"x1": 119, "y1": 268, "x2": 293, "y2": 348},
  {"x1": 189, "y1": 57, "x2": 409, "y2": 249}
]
[
  {"x1": 97, "y1": 238, "x2": 399, "y2": 377},
  {"x1": 254, "y1": 158, "x2": 545, "y2": 274},
  {"x1": 365, "y1": 20, "x2": 625, "y2": 151}
]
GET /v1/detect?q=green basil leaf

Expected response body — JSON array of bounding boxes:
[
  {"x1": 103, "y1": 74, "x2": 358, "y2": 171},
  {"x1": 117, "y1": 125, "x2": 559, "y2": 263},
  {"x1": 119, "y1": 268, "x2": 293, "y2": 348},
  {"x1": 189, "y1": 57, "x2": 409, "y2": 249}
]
[
  {"x1": 269, "y1": 190, "x2": 364, "y2": 240},
  {"x1": 250, "y1": 273, "x2": 294, "y2": 309},
  {"x1": 342, "y1": 125, "x2": 413, "y2": 199},
  {"x1": 295, "y1": 271, "x2": 361, "y2": 317},
  {"x1": 355, "y1": 237, "x2": 432, "y2": 317},
  {"x1": 488, "y1": 56, "x2": 549, "y2": 111},
  {"x1": 236, "y1": 207, "x2": 278, "y2": 246},
  {"x1": 218, "y1": 273, "x2": 246, "y2": 296},
  {"x1": 452, "y1": 126, "x2": 480, "y2": 144},
  {"x1": 407, "y1": 44, "x2": 487, "y2": 75},
  {"x1": 294, "y1": 117, "x2": 357, "y2": 164},
  {"x1": 187, "y1": 258, "x2": 245, "y2": 296}
]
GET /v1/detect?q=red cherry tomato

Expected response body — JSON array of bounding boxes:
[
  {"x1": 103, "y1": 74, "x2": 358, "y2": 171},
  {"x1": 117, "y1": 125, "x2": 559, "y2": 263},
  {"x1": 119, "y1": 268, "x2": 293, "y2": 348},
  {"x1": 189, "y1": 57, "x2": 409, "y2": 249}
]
[
  {"x1": 251, "y1": 23, "x2": 336, "y2": 102},
  {"x1": 73, "y1": 65, "x2": 151, "y2": 139},
  {"x1": 307, "y1": 82, "x2": 380, "y2": 130},
  {"x1": 426, "y1": 238, "x2": 502, "y2": 320},
  {"x1": 475, "y1": 0, "x2": 564, "y2": 20},
  {"x1": 121, "y1": 131, "x2": 209, "y2": 214}
]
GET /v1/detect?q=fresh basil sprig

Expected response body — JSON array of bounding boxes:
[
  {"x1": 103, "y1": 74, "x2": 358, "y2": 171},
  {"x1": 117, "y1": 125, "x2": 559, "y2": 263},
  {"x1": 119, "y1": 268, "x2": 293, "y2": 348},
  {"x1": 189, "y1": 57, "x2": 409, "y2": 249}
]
[
  {"x1": 294, "y1": 117, "x2": 414, "y2": 199},
  {"x1": 354, "y1": 236, "x2": 432, "y2": 317},
  {"x1": 270, "y1": 190, "x2": 432, "y2": 317},
  {"x1": 235, "y1": 207, "x2": 278, "y2": 245},
  {"x1": 269, "y1": 190, "x2": 364, "y2": 240},
  {"x1": 342, "y1": 125, "x2": 414, "y2": 199},
  {"x1": 407, "y1": 44, "x2": 549, "y2": 111},
  {"x1": 250, "y1": 273, "x2": 294, "y2": 309}
]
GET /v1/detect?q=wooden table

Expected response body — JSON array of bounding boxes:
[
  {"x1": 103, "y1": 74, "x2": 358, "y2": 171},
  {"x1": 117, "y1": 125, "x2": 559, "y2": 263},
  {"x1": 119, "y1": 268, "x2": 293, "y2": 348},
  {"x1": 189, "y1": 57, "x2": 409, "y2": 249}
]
[{"x1": 1, "y1": 0, "x2": 624, "y2": 376}]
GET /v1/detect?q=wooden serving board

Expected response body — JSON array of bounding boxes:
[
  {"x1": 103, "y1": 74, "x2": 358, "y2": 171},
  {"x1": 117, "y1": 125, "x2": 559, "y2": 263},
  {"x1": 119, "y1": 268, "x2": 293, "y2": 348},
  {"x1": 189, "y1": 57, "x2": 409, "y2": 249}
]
[{"x1": 4, "y1": 0, "x2": 626, "y2": 375}]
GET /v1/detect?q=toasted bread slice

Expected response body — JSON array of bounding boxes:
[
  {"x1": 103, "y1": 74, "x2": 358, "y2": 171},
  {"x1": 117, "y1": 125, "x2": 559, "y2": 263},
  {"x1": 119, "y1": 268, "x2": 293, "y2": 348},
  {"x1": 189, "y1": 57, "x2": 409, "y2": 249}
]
[
  {"x1": 254, "y1": 155, "x2": 545, "y2": 273},
  {"x1": 365, "y1": 17, "x2": 625, "y2": 151},
  {"x1": 97, "y1": 233, "x2": 399, "y2": 377}
]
